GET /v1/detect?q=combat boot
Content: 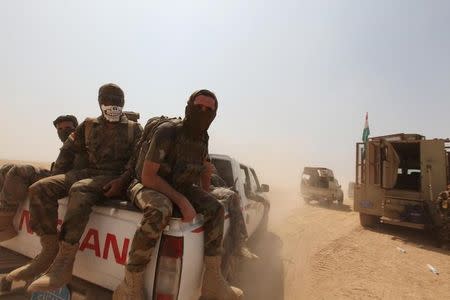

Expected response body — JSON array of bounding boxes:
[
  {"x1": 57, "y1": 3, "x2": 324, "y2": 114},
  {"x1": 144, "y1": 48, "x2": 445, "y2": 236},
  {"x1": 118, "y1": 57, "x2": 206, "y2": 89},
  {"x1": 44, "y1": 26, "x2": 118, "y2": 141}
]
[
  {"x1": 112, "y1": 269, "x2": 145, "y2": 300},
  {"x1": 239, "y1": 246, "x2": 259, "y2": 260},
  {"x1": 7, "y1": 235, "x2": 59, "y2": 282},
  {"x1": 0, "y1": 210, "x2": 17, "y2": 242},
  {"x1": 202, "y1": 256, "x2": 243, "y2": 300},
  {"x1": 27, "y1": 241, "x2": 79, "y2": 292}
]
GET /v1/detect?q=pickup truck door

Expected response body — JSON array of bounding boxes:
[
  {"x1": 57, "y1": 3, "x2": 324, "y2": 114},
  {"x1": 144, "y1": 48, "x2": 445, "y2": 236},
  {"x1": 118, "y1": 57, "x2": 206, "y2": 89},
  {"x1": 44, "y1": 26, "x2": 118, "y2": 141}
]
[{"x1": 239, "y1": 165, "x2": 265, "y2": 236}]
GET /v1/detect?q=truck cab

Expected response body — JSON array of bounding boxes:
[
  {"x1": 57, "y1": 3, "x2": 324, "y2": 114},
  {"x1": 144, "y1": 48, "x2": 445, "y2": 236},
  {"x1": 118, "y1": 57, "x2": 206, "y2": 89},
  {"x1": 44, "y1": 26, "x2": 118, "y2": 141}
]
[
  {"x1": 0, "y1": 154, "x2": 270, "y2": 300},
  {"x1": 354, "y1": 133, "x2": 450, "y2": 229}
]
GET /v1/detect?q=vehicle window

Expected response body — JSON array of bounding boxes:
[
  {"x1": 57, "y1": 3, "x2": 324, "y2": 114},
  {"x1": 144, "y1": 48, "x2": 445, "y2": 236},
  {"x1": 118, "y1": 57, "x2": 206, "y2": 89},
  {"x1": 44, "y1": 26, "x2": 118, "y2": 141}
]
[
  {"x1": 211, "y1": 158, "x2": 234, "y2": 187},
  {"x1": 302, "y1": 173, "x2": 311, "y2": 184},
  {"x1": 249, "y1": 170, "x2": 258, "y2": 192},
  {"x1": 250, "y1": 169, "x2": 261, "y2": 189},
  {"x1": 240, "y1": 165, "x2": 252, "y2": 198}
]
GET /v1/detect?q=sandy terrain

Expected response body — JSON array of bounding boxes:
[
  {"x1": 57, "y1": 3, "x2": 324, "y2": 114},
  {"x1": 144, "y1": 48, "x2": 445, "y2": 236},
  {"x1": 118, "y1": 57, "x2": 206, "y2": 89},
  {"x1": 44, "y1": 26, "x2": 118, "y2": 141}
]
[
  {"x1": 237, "y1": 187, "x2": 450, "y2": 300},
  {"x1": 1, "y1": 160, "x2": 449, "y2": 299}
]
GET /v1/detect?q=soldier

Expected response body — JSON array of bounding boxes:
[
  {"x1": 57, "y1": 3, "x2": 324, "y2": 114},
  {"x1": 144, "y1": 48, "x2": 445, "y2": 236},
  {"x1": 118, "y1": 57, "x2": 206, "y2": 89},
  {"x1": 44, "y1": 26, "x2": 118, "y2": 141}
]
[
  {"x1": 113, "y1": 90, "x2": 243, "y2": 300},
  {"x1": 209, "y1": 169, "x2": 258, "y2": 261},
  {"x1": 0, "y1": 115, "x2": 79, "y2": 241},
  {"x1": 6, "y1": 83, "x2": 142, "y2": 293}
]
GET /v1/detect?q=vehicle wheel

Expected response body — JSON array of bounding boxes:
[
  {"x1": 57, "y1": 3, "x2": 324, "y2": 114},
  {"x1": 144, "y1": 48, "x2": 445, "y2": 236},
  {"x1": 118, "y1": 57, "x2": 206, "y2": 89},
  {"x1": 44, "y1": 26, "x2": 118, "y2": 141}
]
[
  {"x1": 359, "y1": 213, "x2": 380, "y2": 228},
  {"x1": 303, "y1": 197, "x2": 310, "y2": 204}
]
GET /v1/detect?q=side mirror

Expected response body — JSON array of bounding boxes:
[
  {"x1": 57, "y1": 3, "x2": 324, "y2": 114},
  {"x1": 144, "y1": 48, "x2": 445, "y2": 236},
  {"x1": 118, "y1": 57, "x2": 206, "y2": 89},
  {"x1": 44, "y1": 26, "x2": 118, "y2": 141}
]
[{"x1": 260, "y1": 184, "x2": 270, "y2": 193}]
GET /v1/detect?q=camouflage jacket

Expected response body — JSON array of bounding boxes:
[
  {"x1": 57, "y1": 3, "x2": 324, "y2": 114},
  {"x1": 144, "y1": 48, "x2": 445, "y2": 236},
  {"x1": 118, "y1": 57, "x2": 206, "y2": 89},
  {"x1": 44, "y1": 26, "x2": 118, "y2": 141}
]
[
  {"x1": 140, "y1": 121, "x2": 209, "y2": 191},
  {"x1": 53, "y1": 115, "x2": 142, "y2": 175}
]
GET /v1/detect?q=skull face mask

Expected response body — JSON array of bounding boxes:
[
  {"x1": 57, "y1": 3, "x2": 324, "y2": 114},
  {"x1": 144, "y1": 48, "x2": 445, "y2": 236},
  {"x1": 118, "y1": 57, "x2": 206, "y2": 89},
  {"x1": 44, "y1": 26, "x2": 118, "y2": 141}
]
[{"x1": 101, "y1": 105, "x2": 123, "y2": 122}]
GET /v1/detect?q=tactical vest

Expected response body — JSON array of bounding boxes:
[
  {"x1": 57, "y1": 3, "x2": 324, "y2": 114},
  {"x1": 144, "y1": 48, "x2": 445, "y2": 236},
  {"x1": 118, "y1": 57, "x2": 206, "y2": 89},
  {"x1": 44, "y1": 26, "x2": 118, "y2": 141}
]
[{"x1": 83, "y1": 116, "x2": 138, "y2": 173}]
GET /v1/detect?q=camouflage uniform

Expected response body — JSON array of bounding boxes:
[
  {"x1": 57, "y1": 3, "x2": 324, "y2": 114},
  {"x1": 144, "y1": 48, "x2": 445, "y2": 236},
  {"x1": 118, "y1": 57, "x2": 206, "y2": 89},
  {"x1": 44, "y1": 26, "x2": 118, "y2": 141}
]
[
  {"x1": 210, "y1": 177, "x2": 248, "y2": 257},
  {"x1": 0, "y1": 164, "x2": 51, "y2": 211},
  {"x1": 29, "y1": 115, "x2": 142, "y2": 243},
  {"x1": 125, "y1": 121, "x2": 224, "y2": 272},
  {"x1": 0, "y1": 153, "x2": 87, "y2": 213}
]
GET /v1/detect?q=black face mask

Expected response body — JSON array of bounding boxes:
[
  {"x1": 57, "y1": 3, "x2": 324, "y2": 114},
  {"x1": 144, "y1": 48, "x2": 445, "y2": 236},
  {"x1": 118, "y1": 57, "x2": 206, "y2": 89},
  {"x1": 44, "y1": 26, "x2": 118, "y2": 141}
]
[
  {"x1": 57, "y1": 128, "x2": 75, "y2": 142},
  {"x1": 184, "y1": 105, "x2": 216, "y2": 137}
]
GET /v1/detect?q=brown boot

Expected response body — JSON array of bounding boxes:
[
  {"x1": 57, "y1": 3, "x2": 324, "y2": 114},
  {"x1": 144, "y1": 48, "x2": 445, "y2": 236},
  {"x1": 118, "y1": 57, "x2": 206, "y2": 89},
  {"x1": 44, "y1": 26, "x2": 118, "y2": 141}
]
[
  {"x1": 202, "y1": 256, "x2": 243, "y2": 300},
  {"x1": 27, "y1": 241, "x2": 79, "y2": 292},
  {"x1": 112, "y1": 269, "x2": 145, "y2": 300},
  {"x1": 0, "y1": 210, "x2": 17, "y2": 242},
  {"x1": 6, "y1": 235, "x2": 59, "y2": 282}
]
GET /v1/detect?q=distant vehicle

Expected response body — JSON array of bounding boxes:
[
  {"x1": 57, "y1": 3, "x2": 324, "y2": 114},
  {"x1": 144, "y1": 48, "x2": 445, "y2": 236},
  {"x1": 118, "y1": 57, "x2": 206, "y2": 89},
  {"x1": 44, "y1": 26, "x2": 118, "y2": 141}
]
[
  {"x1": 0, "y1": 154, "x2": 270, "y2": 300},
  {"x1": 354, "y1": 133, "x2": 450, "y2": 244},
  {"x1": 300, "y1": 167, "x2": 344, "y2": 206},
  {"x1": 348, "y1": 182, "x2": 355, "y2": 199}
]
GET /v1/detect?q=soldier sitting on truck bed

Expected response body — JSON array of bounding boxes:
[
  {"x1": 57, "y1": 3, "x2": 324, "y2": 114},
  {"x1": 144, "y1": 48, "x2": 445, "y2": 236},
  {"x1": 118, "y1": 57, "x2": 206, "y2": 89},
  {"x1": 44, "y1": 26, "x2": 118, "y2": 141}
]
[
  {"x1": 6, "y1": 83, "x2": 143, "y2": 293},
  {"x1": 0, "y1": 115, "x2": 81, "y2": 242},
  {"x1": 210, "y1": 166, "x2": 258, "y2": 260},
  {"x1": 114, "y1": 90, "x2": 243, "y2": 300}
]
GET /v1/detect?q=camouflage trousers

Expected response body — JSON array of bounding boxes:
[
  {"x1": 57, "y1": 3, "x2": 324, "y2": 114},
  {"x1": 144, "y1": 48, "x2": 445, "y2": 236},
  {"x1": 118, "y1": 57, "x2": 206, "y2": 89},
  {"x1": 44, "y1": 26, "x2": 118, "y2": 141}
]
[
  {"x1": 0, "y1": 164, "x2": 51, "y2": 211},
  {"x1": 29, "y1": 169, "x2": 118, "y2": 244},
  {"x1": 126, "y1": 182, "x2": 173, "y2": 272},
  {"x1": 126, "y1": 183, "x2": 224, "y2": 272},
  {"x1": 211, "y1": 187, "x2": 248, "y2": 257}
]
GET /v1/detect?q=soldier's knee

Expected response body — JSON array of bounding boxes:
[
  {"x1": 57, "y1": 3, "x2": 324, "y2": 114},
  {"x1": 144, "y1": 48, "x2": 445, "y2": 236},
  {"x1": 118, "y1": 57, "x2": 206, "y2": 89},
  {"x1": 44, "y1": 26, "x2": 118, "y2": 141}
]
[
  {"x1": 28, "y1": 181, "x2": 44, "y2": 199},
  {"x1": 209, "y1": 198, "x2": 225, "y2": 216},
  {"x1": 142, "y1": 206, "x2": 170, "y2": 227},
  {"x1": 68, "y1": 181, "x2": 87, "y2": 196},
  {"x1": 7, "y1": 165, "x2": 18, "y2": 176}
]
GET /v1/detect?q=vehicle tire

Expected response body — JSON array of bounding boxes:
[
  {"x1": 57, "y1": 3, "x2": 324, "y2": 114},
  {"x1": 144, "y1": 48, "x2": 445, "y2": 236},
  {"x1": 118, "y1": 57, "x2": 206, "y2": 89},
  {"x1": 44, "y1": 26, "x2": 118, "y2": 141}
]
[
  {"x1": 359, "y1": 213, "x2": 380, "y2": 228},
  {"x1": 303, "y1": 197, "x2": 310, "y2": 204}
]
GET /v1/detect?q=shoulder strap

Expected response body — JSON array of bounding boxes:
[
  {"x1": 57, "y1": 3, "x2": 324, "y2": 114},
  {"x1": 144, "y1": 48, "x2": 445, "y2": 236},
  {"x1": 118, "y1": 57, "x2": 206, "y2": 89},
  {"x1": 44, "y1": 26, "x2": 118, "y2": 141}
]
[
  {"x1": 128, "y1": 121, "x2": 135, "y2": 145},
  {"x1": 84, "y1": 118, "x2": 96, "y2": 148}
]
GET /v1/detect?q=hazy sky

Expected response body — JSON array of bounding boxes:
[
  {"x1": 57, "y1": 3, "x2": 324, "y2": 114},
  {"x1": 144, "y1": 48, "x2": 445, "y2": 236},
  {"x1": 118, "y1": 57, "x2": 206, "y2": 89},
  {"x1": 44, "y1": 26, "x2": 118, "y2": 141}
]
[{"x1": 2, "y1": 1, "x2": 450, "y2": 187}]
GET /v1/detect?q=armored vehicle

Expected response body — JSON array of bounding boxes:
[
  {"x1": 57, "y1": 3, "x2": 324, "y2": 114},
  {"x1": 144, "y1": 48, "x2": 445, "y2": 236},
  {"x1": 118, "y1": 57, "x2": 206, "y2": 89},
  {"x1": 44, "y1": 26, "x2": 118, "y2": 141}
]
[
  {"x1": 354, "y1": 133, "x2": 450, "y2": 242},
  {"x1": 300, "y1": 167, "x2": 344, "y2": 205}
]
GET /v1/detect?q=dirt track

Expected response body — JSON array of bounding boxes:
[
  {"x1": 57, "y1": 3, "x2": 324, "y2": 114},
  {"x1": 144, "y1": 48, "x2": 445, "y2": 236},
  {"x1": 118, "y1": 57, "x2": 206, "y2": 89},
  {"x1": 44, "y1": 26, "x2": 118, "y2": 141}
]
[{"x1": 237, "y1": 188, "x2": 450, "y2": 300}]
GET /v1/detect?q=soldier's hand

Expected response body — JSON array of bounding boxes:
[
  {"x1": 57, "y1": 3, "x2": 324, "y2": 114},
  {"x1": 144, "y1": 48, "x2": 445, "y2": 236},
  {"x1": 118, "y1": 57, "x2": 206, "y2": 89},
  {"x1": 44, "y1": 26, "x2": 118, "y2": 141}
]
[
  {"x1": 179, "y1": 199, "x2": 197, "y2": 223},
  {"x1": 103, "y1": 178, "x2": 126, "y2": 198}
]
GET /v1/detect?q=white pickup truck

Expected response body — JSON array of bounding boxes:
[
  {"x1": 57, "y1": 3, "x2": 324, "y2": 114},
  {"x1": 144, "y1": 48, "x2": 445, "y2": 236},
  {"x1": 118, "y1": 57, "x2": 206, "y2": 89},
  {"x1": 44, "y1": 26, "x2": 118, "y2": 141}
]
[{"x1": 0, "y1": 154, "x2": 270, "y2": 300}]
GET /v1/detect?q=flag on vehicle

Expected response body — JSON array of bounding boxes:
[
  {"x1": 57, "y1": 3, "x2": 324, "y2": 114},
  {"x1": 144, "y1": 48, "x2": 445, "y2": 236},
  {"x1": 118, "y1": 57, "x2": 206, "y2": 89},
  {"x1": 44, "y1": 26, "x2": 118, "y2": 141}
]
[{"x1": 362, "y1": 112, "x2": 370, "y2": 142}]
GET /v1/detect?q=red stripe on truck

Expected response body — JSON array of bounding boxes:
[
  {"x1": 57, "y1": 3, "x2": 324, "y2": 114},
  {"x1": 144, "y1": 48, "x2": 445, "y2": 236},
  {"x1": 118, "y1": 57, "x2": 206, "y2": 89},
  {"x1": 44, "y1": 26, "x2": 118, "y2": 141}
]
[{"x1": 192, "y1": 227, "x2": 205, "y2": 233}]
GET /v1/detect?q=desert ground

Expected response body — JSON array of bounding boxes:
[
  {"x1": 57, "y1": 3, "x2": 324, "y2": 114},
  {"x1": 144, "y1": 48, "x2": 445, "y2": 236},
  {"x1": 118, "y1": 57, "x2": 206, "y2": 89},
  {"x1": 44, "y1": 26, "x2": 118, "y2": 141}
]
[
  {"x1": 237, "y1": 187, "x2": 450, "y2": 300},
  {"x1": 1, "y1": 159, "x2": 449, "y2": 299}
]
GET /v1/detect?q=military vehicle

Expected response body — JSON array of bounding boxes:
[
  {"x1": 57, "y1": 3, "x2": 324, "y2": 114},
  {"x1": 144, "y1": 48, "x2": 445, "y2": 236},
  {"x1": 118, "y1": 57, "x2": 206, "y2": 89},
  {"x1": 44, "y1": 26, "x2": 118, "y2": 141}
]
[
  {"x1": 300, "y1": 167, "x2": 344, "y2": 205},
  {"x1": 354, "y1": 133, "x2": 450, "y2": 243}
]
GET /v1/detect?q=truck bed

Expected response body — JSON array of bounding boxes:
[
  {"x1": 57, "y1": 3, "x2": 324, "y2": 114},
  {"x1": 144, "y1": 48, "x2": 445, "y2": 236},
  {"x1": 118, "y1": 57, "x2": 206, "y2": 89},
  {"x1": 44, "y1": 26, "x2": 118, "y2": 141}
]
[{"x1": 0, "y1": 197, "x2": 210, "y2": 300}]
